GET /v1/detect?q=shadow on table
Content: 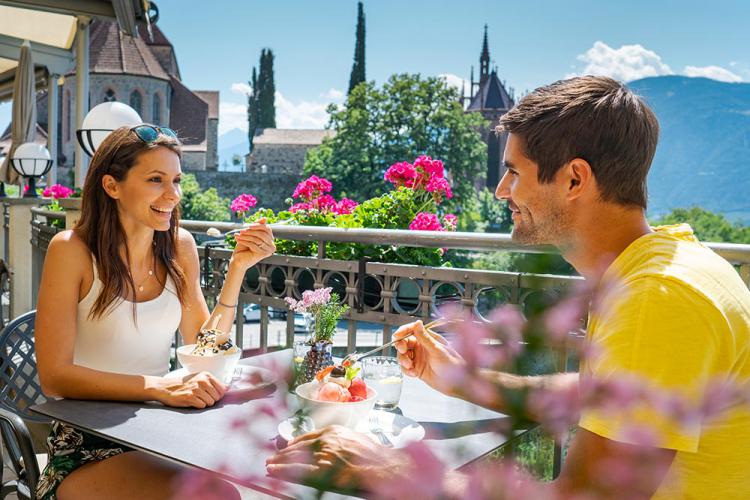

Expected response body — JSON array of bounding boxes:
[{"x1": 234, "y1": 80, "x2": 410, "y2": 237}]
[{"x1": 420, "y1": 417, "x2": 513, "y2": 439}]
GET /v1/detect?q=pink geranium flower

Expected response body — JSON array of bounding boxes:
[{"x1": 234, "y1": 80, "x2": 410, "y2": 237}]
[
  {"x1": 409, "y1": 212, "x2": 444, "y2": 231},
  {"x1": 443, "y1": 213, "x2": 457, "y2": 230},
  {"x1": 43, "y1": 183, "x2": 75, "y2": 199},
  {"x1": 333, "y1": 198, "x2": 358, "y2": 215},
  {"x1": 230, "y1": 193, "x2": 257, "y2": 215},
  {"x1": 384, "y1": 161, "x2": 417, "y2": 188},
  {"x1": 414, "y1": 155, "x2": 444, "y2": 179},
  {"x1": 426, "y1": 176, "x2": 453, "y2": 200},
  {"x1": 292, "y1": 175, "x2": 333, "y2": 201}
]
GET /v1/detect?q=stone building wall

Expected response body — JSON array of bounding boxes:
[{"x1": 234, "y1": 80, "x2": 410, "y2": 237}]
[
  {"x1": 189, "y1": 171, "x2": 301, "y2": 213},
  {"x1": 205, "y1": 118, "x2": 218, "y2": 170},
  {"x1": 182, "y1": 151, "x2": 207, "y2": 171},
  {"x1": 246, "y1": 144, "x2": 314, "y2": 174}
]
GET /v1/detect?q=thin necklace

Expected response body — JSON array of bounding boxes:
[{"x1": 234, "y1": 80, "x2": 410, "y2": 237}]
[{"x1": 136, "y1": 252, "x2": 155, "y2": 293}]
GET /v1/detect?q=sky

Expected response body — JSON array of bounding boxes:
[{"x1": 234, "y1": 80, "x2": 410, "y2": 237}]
[{"x1": 1, "y1": 0, "x2": 749, "y2": 137}]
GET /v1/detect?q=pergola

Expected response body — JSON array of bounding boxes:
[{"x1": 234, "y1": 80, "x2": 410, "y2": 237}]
[{"x1": 0, "y1": 0, "x2": 154, "y2": 186}]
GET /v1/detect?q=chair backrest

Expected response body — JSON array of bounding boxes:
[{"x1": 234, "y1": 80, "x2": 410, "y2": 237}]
[{"x1": 0, "y1": 310, "x2": 47, "y2": 422}]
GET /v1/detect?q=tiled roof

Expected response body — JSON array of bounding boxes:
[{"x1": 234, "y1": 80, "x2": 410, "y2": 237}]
[
  {"x1": 87, "y1": 20, "x2": 169, "y2": 80},
  {"x1": 252, "y1": 128, "x2": 335, "y2": 145},
  {"x1": 168, "y1": 76, "x2": 207, "y2": 146},
  {"x1": 467, "y1": 70, "x2": 514, "y2": 111},
  {"x1": 142, "y1": 23, "x2": 180, "y2": 78},
  {"x1": 194, "y1": 91, "x2": 219, "y2": 119},
  {"x1": 0, "y1": 123, "x2": 48, "y2": 155}
]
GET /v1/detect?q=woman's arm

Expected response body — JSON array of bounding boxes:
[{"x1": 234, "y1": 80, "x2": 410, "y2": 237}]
[
  {"x1": 177, "y1": 220, "x2": 276, "y2": 342},
  {"x1": 35, "y1": 231, "x2": 226, "y2": 408}
]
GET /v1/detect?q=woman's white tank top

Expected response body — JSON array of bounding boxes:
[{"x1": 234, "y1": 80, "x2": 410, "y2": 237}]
[{"x1": 74, "y1": 259, "x2": 182, "y2": 377}]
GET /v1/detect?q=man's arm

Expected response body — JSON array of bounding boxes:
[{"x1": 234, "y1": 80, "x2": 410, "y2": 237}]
[{"x1": 555, "y1": 428, "x2": 676, "y2": 498}]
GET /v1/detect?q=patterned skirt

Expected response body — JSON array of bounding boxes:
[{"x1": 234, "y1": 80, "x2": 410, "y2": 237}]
[{"x1": 35, "y1": 421, "x2": 133, "y2": 500}]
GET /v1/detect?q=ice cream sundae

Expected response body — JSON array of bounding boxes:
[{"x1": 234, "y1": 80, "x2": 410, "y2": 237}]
[
  {"x1": 313, "y1": 361, "x2": 369, "y2": 403},
  {"x1": 191, "y1": 328, "x2": 239, "y2": 356}
]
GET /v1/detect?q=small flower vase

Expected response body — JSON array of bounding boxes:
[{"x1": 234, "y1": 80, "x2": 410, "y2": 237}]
[{"x1": 300, "y1": 340, "x2": 333, "y2": 385}]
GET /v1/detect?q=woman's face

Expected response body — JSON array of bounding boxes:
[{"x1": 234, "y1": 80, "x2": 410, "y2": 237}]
[{"x1": 104, "y1": 146, "x2": 182, "y2": 232}]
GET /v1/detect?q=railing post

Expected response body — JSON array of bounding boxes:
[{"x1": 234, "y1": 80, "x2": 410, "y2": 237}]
[{"x1": 6, "y1": 199, "x2": 44, "y2": 318}]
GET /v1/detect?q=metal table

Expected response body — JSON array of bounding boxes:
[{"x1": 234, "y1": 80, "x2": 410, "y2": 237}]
[{"x1": 32, "y1": 349, "x2": 519, "y2": 498}]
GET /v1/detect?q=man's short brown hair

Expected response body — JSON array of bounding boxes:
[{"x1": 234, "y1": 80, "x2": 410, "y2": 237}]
[{"x1": 498, "y1": 76, "x2": 659, "y2": 209}]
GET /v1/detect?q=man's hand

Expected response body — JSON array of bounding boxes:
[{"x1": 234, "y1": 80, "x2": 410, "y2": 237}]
[
  {"x1": 266, "y1": 425, "x2": 408, "y2": 490},
  {"x1": 393, "y1": 320, "x2": 466, "y2": 394}
]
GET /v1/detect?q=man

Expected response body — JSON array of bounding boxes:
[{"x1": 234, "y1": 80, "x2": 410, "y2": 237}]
[{"x1": 267, "y1": 76, "x2": 750, "y2": 499}]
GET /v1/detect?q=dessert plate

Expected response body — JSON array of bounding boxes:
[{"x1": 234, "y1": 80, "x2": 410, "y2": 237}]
[
  {"x1": 277, "y1": 410, "x2": 425, "y2": 448},
  {"x1": 165, "y1": 365, "x2": 278, "y2": 396}
]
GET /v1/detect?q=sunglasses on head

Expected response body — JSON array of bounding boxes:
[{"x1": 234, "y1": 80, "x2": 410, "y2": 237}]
[{"x1": 130, "y1": 124, "x2": 178, "y2": 143}]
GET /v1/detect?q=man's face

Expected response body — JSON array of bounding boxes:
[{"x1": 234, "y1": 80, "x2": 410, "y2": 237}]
[{"x1": 495, "y1": 134, "x2": 571, "y2": 245}]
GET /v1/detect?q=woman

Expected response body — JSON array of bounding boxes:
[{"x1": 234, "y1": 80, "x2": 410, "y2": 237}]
[{"x1": 34, "y1": 125, "x2": 276, "y2": 499}]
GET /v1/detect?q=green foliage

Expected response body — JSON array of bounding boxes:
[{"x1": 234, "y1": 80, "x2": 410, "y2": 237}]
[
  {"x1": 258, "y1": 49, "x2": 276, "y2": 128},
  {"x1": 348, "y1": 1, "x2": 366, "y2": 94},
  {"x1": 310, "y1": 293, "x2": 350, "y2": 343},
  {"x1": 304, "y1": 74, "x2": 487, "y2": 210},
  {"x1": 650, "y1": 206, "x2": 750, "y2": 244},
  {"x1": 248, "y1": 66, "x2": 259, "y2": 150},
  {"x1": 179, "y1": 173, "x2": 230, "y2": 222}
]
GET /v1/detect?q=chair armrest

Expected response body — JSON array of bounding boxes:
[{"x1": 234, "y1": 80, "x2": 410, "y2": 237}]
[{"x1": 0, "y1": 406, "x2": 40, "y2": 492}]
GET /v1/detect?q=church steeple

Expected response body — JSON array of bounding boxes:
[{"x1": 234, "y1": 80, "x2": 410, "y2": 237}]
[{"x1": 480, "y1": 24, "x2": 490, "y2": 84}]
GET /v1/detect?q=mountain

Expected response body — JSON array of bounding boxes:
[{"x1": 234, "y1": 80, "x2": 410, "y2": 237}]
[
  {"x1": 628, "y1": 76, "x2": 750, "y2": 223},
  {"x1": 217, "y1": 128, "x2": 249, "y2": 171}
]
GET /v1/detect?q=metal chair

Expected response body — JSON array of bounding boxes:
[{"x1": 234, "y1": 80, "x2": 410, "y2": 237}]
[{"x1": 0, "y1": 310, "x2": 46, "y2": 500}]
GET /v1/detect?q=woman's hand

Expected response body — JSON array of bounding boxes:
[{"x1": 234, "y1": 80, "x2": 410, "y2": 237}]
[
  {"x1": 230, "y1": 219, "x2": 276, "y2": 271},
  {"x1": 149, "y1": 372, "x2": 228, "y2": 409}
]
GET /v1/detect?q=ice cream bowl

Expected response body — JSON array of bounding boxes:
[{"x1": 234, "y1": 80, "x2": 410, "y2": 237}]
[
  {"x1": 176, "y1": 344, "x2": 242, "y2": 382},
  {"x1": 295, "y1": 381, "x2": 378, "y2": 429}
]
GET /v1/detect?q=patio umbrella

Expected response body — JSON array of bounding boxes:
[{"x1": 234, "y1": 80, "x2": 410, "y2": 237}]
[{"x1": 0, "y1": 40, "x2": 36, "y2": 186}]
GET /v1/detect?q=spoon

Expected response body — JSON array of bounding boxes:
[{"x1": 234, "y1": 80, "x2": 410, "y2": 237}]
[
  {"x1": 206, "y1": 218, "x2": 294, "y2": 238},
  {"x1": 342, "y1": 318, "x2": 453, "y2": 366}
]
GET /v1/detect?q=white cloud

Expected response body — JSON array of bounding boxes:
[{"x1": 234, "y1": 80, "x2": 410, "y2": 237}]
[
  {"x1": 218, "y1": 101, "x2": 248, "y2": 135},
  {"x1": 275, "y1": 91, "x2": 330, "y2": 129},
  {"x1": 231, "y1": 82, "x2": 253, "y2": 96},
  {"x1": 439, "y1": 73, "x2": 471, "y2": 95},
  {"x1": 575, "y1": 41, "x2": 673, "y2": 82},
  {"x1": 683, "y1": 65, "x2": 742, "y2": 83},
  {"x1": 321, "y1": 88, "x2": 345, "y2": 101}
]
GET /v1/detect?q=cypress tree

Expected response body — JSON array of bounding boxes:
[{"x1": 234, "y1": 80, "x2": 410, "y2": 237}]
[
  {"x1": 258, "y1": 49, "x2": 276, "y2": 128},
  {"x1": 248, "y1": 66, "x2": 259, "y2": 151},
  {"x1": 348, "y1": 2, "x2": 366, "y2": 94}
]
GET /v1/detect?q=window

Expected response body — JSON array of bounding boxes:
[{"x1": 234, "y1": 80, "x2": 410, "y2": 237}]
[
  {"x1": 104, "y1": 88, "x2": 116, "y2": 102},
  {"x1": 129, "y1": 90, "x2": 142, "y2": 116},
  {"x1": 152, "y1": 93, "x2": 161, "y2": 125}
]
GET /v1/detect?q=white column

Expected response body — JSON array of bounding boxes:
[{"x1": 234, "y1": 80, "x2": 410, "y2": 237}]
[
  {"x1": 47, "y1": 73, "x2": 59, "y2": 187},
  {"x1": 60, "y1": 197, "x2": 82, "y2": 230},
  {"x1": 7, "y1": 199, "x2": 38, "y2": 317},
  {"x1": 74, "y1": 17, "x2": 90, "y2": 188}
]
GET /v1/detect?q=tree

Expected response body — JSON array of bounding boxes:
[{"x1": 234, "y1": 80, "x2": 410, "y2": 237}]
[
  {"x1": 650, "y1": 207, "x2": 750, "y2": 243},
  {"x1": 179, "y1": 174, "x2": 230, "y2": 222},
  {"x1": 247, "y1": 66, "x2": 259, "y2": 151},
  {"x1": 304, "y1": 74, "x2": 487, "y2": 209},
  {"x1": 257, "y1": 49, "x2": 276, "y2": 128},
  {"x1": 348, "y1": 2, "x2": 366, "y2": 94}
]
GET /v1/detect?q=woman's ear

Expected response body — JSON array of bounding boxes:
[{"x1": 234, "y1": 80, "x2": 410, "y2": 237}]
[
  {"x1": 566, "y1": 158, "x2": 593, "y2": 201},
  {"x1": 102, "y1": 174, "x2": 120, "y2": 199}
]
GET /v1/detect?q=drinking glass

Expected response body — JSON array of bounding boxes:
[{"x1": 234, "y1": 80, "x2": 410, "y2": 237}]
[
  {"x1": 362, "y1": 356, "x2": 403, "y2": 410},
  {"x1": 292, "y1": 340, "x2": 310, "y2": 389}
]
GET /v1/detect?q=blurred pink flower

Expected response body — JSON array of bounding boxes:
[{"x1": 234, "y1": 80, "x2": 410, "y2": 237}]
[
  {"x1": 230, "y1": 193, "x2": 257, "y2": 215},
  {"x1": 384, "y1": 161, "x2": 417, "y2": 188},
  {"x1": 409, "y1": 212, "x2": 444, "y2": 231},
  {"x1": 43, "y1": 183, "x2": 74, "y2": 199},
  {"x1": 292, "y1": 175, "x2": 332, "y2": 201},
  {"x1": 414, "y1": 155, "x2": 445, "y2": 179},
  {"x1": 288, "y1": 201, "x2": 312, "y2": 213},
  {"x1": 314, "y1": 194, "x2": 337, "y2": 211}
]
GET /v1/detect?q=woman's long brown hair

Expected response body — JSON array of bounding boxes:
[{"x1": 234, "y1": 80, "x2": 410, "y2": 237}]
[{"x1": 75, "y1": 126, "x2": 188, "y2": 320}]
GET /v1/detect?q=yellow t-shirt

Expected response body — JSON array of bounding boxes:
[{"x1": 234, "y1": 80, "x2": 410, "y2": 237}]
[{"x1": 579, "y1": 224, "x2": 750, "y2": 500}]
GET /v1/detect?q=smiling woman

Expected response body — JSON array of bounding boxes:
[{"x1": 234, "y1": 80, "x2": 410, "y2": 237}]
[{"x1": 33, "y1": 125, "x2": 277, "y2": 499}]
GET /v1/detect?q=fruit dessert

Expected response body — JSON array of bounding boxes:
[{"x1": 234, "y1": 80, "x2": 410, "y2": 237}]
[
  {"x1": 314, "y1": 361, "x2": 368, "y2": 402},
  {"x1": 191, "y1": 328, "x2": 240, "y2": 356}
]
